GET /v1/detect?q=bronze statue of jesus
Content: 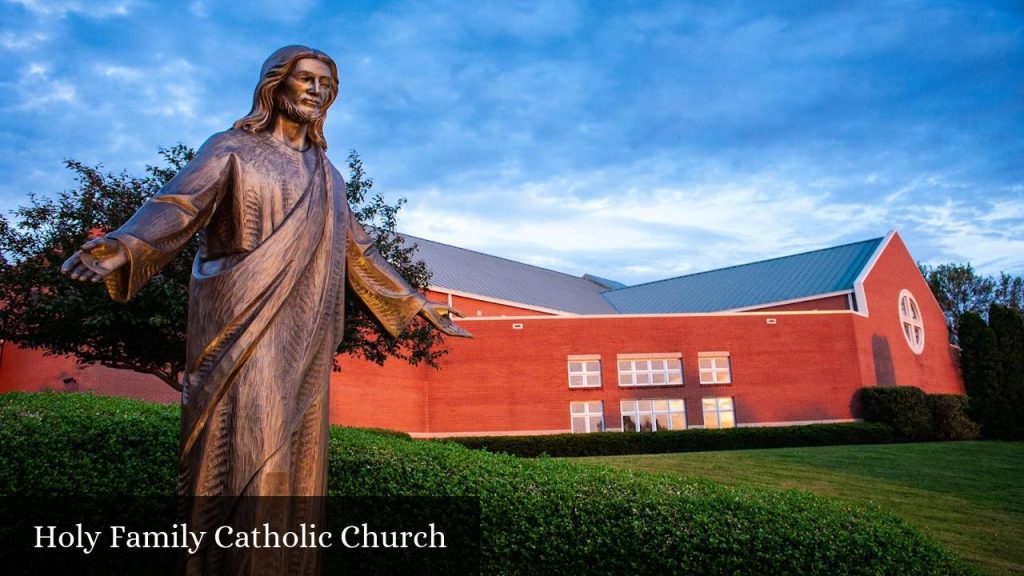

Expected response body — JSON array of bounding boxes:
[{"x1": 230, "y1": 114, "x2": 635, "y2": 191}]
[{"x1": 61, "y1": 45, "x2": 470, "y2": 574}]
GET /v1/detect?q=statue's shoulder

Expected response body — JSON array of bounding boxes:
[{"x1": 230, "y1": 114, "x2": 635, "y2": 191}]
[
  {"x1": 198, "y1": 128, "x2": 259, "y2": 155},
  {"x1": 325, "y1": 155, "x2": 345, "y2": 181}
]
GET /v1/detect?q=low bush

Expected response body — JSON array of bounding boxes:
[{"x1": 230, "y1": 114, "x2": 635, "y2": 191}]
[
  {"x1": 0, "y1": 392, "x2": 178, "y2": 494},
  {"x1": 860, "y1": 386, "x2": 934, "y2": 441},
  {"x1": 2, "y1": 392, "x2": 972, "y2": 575},
  {"x1": 332, "y1": 427, "x2": 968, "y2": 575},
  {"x1": 928, "y1": 394, "x2": 982, "y2": 441},
  {"x1": 446, "y1": 422, "x2": 895, "y2": 458},
  {"x1": 860, "y1": 387, "x2": 982, "y2": 442}
]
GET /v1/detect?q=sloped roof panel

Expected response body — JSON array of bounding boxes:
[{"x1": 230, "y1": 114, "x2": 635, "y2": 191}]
[
  {"x1": 601, "y1": 237, "x2": 883, "y2": 313},
  {"x1": 404, "y1": 235, "x2": 618, "y2": 314}
]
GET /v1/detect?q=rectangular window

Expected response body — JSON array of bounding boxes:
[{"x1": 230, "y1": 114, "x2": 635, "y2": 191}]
[
  {"x1": 567, "y1": 356, "x2": 602, "y2": 388},
  {"x1": 570, "y1": 401, "x2": 604, "y2": 433},
  {"x1": 617, "y1": 354, "x2": 683, "y2": 387},
  {"x1": 698, "y1": 353, "x2": 732, "y2": 384},
  {"x1": 620, "y1": 399, "x2": 686, "y2": 432},
  {"x1": 702, "y1": 397, "x2": 736, "y2": 429}
]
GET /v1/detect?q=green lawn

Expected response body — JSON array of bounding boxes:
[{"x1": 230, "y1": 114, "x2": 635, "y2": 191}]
[{"x1": 575, "y1": 441, "x2": 1024, "y2": 576}]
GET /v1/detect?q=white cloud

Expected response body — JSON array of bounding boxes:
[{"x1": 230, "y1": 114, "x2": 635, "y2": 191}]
[
  {"x1": 902, "y1": 195, "x2": 1024, "y2": 273},
  {"x1": 92, "y1": 58, "x2": 199, "y2": 119},
  {"x1": 16, "y1": 61, "x2": 76, "y2": 107},
  {"x1": 98, "y1": 64, "x2": 142, "y2": 81},
  {"x1": 9, "y1": 0, "x2": 134, "y2": 18},
  {"x1": 393, "y1": 163, "x2": 897, "y2": 283},
  {"x1": 393, "y1": 156, "x2": 1024, "y2": 285},
  {"x1": 0, "y1": 29, "x2": 49, "y2": 50}
]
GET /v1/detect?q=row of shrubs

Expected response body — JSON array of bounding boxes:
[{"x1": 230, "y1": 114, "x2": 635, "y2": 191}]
[
  {"x1": 860, "y1": 386, "x2": 981, "y2": 442},
  {"x1": 445, "y1": 421, "x2": 896, "y2": 458},
  {"x1": 0, "y1": 392, "x2": 972, "y2": 575}
]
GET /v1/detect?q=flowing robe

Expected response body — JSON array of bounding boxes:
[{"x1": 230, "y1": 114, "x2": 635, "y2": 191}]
[{"x1": 102, "y1": 128, "x2": 426, "y2": 574}]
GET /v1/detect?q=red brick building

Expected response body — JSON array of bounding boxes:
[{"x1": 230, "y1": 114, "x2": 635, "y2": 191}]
[{"x1": 0, "y1": 230, "x2": 962, "y2": 437}]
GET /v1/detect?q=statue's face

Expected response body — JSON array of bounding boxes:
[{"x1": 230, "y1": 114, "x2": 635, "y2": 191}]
[{"x1": 276, "y1": 57, "x2": 335, "y2": 124}]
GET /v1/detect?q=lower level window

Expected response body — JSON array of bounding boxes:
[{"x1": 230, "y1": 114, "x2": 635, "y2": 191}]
[
  {"x1": 702, "y1": 397, "x2": 735, "y2": 429},
  {"x1": 570, "y1": 401, "x2": 604, "y2": 433},
  {"x1": 620, "y1": 399, "x2": 686, "y2": 432}
]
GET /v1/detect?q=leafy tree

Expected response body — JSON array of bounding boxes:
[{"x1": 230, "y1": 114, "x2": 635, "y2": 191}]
[
  {"x1": 0, "y1": 147, "x2": 446, "y2": 391},
  {"x1": 920, "y1": 263, "x2": 995, "y2": 340},
  {"x1": 994, "y1": 272, "x2": 1024, "y2": 310},
  {"x1": 0, "y1": 146, "x2": 194, "y2": 390},
  {"x1": 920, "y1": 262, "x2": 1024, "y2": 342},
  {"x1": 340, "y1": 150, "x2": 446, "y2": 368}
]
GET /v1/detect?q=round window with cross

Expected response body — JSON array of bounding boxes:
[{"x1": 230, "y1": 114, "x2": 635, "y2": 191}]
[{"x1": 898, "y1": 289, "x2": 924, "y2": 354}]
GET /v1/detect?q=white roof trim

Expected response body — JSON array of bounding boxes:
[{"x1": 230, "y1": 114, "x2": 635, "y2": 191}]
[
  {"x1": 427, "y1": 285, "x2": 576, "y2": 316},
  {"x1": 721, "y1": 289, "x2": 854, "y2": 313},
  {"x1": 455, "y1": 309, "x2": 856, "y2": 322},
  {"x1": 851, "y1": 230, "x2": 896, "y2": 318}
]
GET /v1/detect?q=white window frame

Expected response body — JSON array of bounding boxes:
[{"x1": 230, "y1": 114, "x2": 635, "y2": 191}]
[
  {"x1": 620, "y1": 399, "x2": 687, "y2": 432},
  {"x1": 570, "y1": 401, "x2": 604, "y2": 433},
  {"x1": 898, "y1": 289, "x2": 925, "y2": 354},
  {"x1": 702, "y1": 397, "x2": 736, "y2": 429},
  {"x1": 616, "y1": 353, "x2": 683, "y2": 387},
  {"x1": 698, "y1": 352, "x2": 732, "y2": 385},
  {"x1": 567, "y1": 355, "x2": 602, "y2": 389}
]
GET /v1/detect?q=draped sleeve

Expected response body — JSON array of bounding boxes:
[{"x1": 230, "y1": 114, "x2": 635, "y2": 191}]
[
  {"x1": 103, "y1": 133, "x2": 236, "y2": 302},
  {"x1": 345, "y1": 216, "x2": 427, "y2": 337}
]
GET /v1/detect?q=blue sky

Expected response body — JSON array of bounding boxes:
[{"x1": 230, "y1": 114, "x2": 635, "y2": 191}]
[{"x1": 1, "y1": 0, "x2": 1021, "y2": 285}]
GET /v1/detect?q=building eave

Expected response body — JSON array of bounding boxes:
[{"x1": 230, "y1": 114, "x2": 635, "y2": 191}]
[
  {"x1": 427, "y1": 285, "x2": 577, "y2": 316},
  {"x1": 719, "y1": 289, "x2": 855, "y2": 313}
]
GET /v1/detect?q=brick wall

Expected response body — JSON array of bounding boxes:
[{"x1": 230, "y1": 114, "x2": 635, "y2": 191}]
[
  {"x1": 0, "y1": 342, "x2": 178, "y2": 404},
  {"x1": 851, "y1": 232, "x2": 963, "y2": 393},
  {"x1": 336, "y1": 311, "x2": 870, "y2": 435},
  {"x1": 1, "y1": 233, "x2": 964, "y2": 435}
]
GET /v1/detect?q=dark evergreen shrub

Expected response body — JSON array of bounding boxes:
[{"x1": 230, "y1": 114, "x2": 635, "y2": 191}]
[
  {"x1": 927, "y1": 395, "x2": 981, "y2": 441},
  {"x1": 447, "y1": 422, "x2": 895, "y2": 458},
  {"x1": 860, "y1": 386, "x2": 933, "y2": 441},
  {"x1": 987, "y1": 304, "x2": 1024, "y2": 439}
]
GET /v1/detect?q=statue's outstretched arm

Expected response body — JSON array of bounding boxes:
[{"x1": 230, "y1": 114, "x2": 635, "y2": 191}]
[
  {"x1": 61, "y1": 135, "x2": 234, "y2": 302},
  {"x1": 61, "y1": 237, "x2": 128, "y2": 283},
  {"x1": 345, "y1": 215, "x2": 471, "y2": 338}
]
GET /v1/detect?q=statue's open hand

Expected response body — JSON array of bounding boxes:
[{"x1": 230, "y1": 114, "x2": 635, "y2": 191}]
[
  {"x1": 420, "y1": 302, "x2": 473, "y2": 338},
  {"x1": 60, "y1": 238, "x2": 128, "y2": 283}
]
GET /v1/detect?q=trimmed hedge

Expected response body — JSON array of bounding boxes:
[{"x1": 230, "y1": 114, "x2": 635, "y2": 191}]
[
  {"x1": 445, "y1": 422, "x2": 895, "y2": 458},
  {"x1": 928, "y1": 394, "x2": 982, "y2": 441},
  {"x1": 2, "y1": 393, "x2": 973, "y2": 575},
  {"x1": 331, "y1": 428, "x2": 969, "y2": 575},
  {"x1": 861, "y1": 386, "x2": 934, "y2": 441},
  {"x1": 0, "y1": 392, "x2": 179, "y2": 494},
  {"x1": 860, "y1": 387, "x2": 981, "y2": 441}
]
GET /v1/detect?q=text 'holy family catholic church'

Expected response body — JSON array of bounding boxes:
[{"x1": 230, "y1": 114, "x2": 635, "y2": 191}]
[{"x1": 0, "y1": 229, "x2": 963, "y2": 437}]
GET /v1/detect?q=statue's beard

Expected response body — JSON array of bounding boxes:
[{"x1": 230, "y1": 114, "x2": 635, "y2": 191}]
[{"x1": 275, "y1": 94, "x2": 322, "y2": 124}]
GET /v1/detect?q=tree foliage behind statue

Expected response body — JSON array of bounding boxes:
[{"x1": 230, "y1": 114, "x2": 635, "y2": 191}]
[{"x1": 0, "y1": 147, "x2": 446, "y2": 392}]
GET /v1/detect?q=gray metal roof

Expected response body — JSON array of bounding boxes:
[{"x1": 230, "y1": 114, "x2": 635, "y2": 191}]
[
  {"x1": 404, "y1": 232, "x2": 885, "y2": 316},
  {"x1": 601, "y1": 237, "x2": 884, "y2": 313},
  {"x1": 403, "y1": 234, "x2": 618, "y2": 314}
]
